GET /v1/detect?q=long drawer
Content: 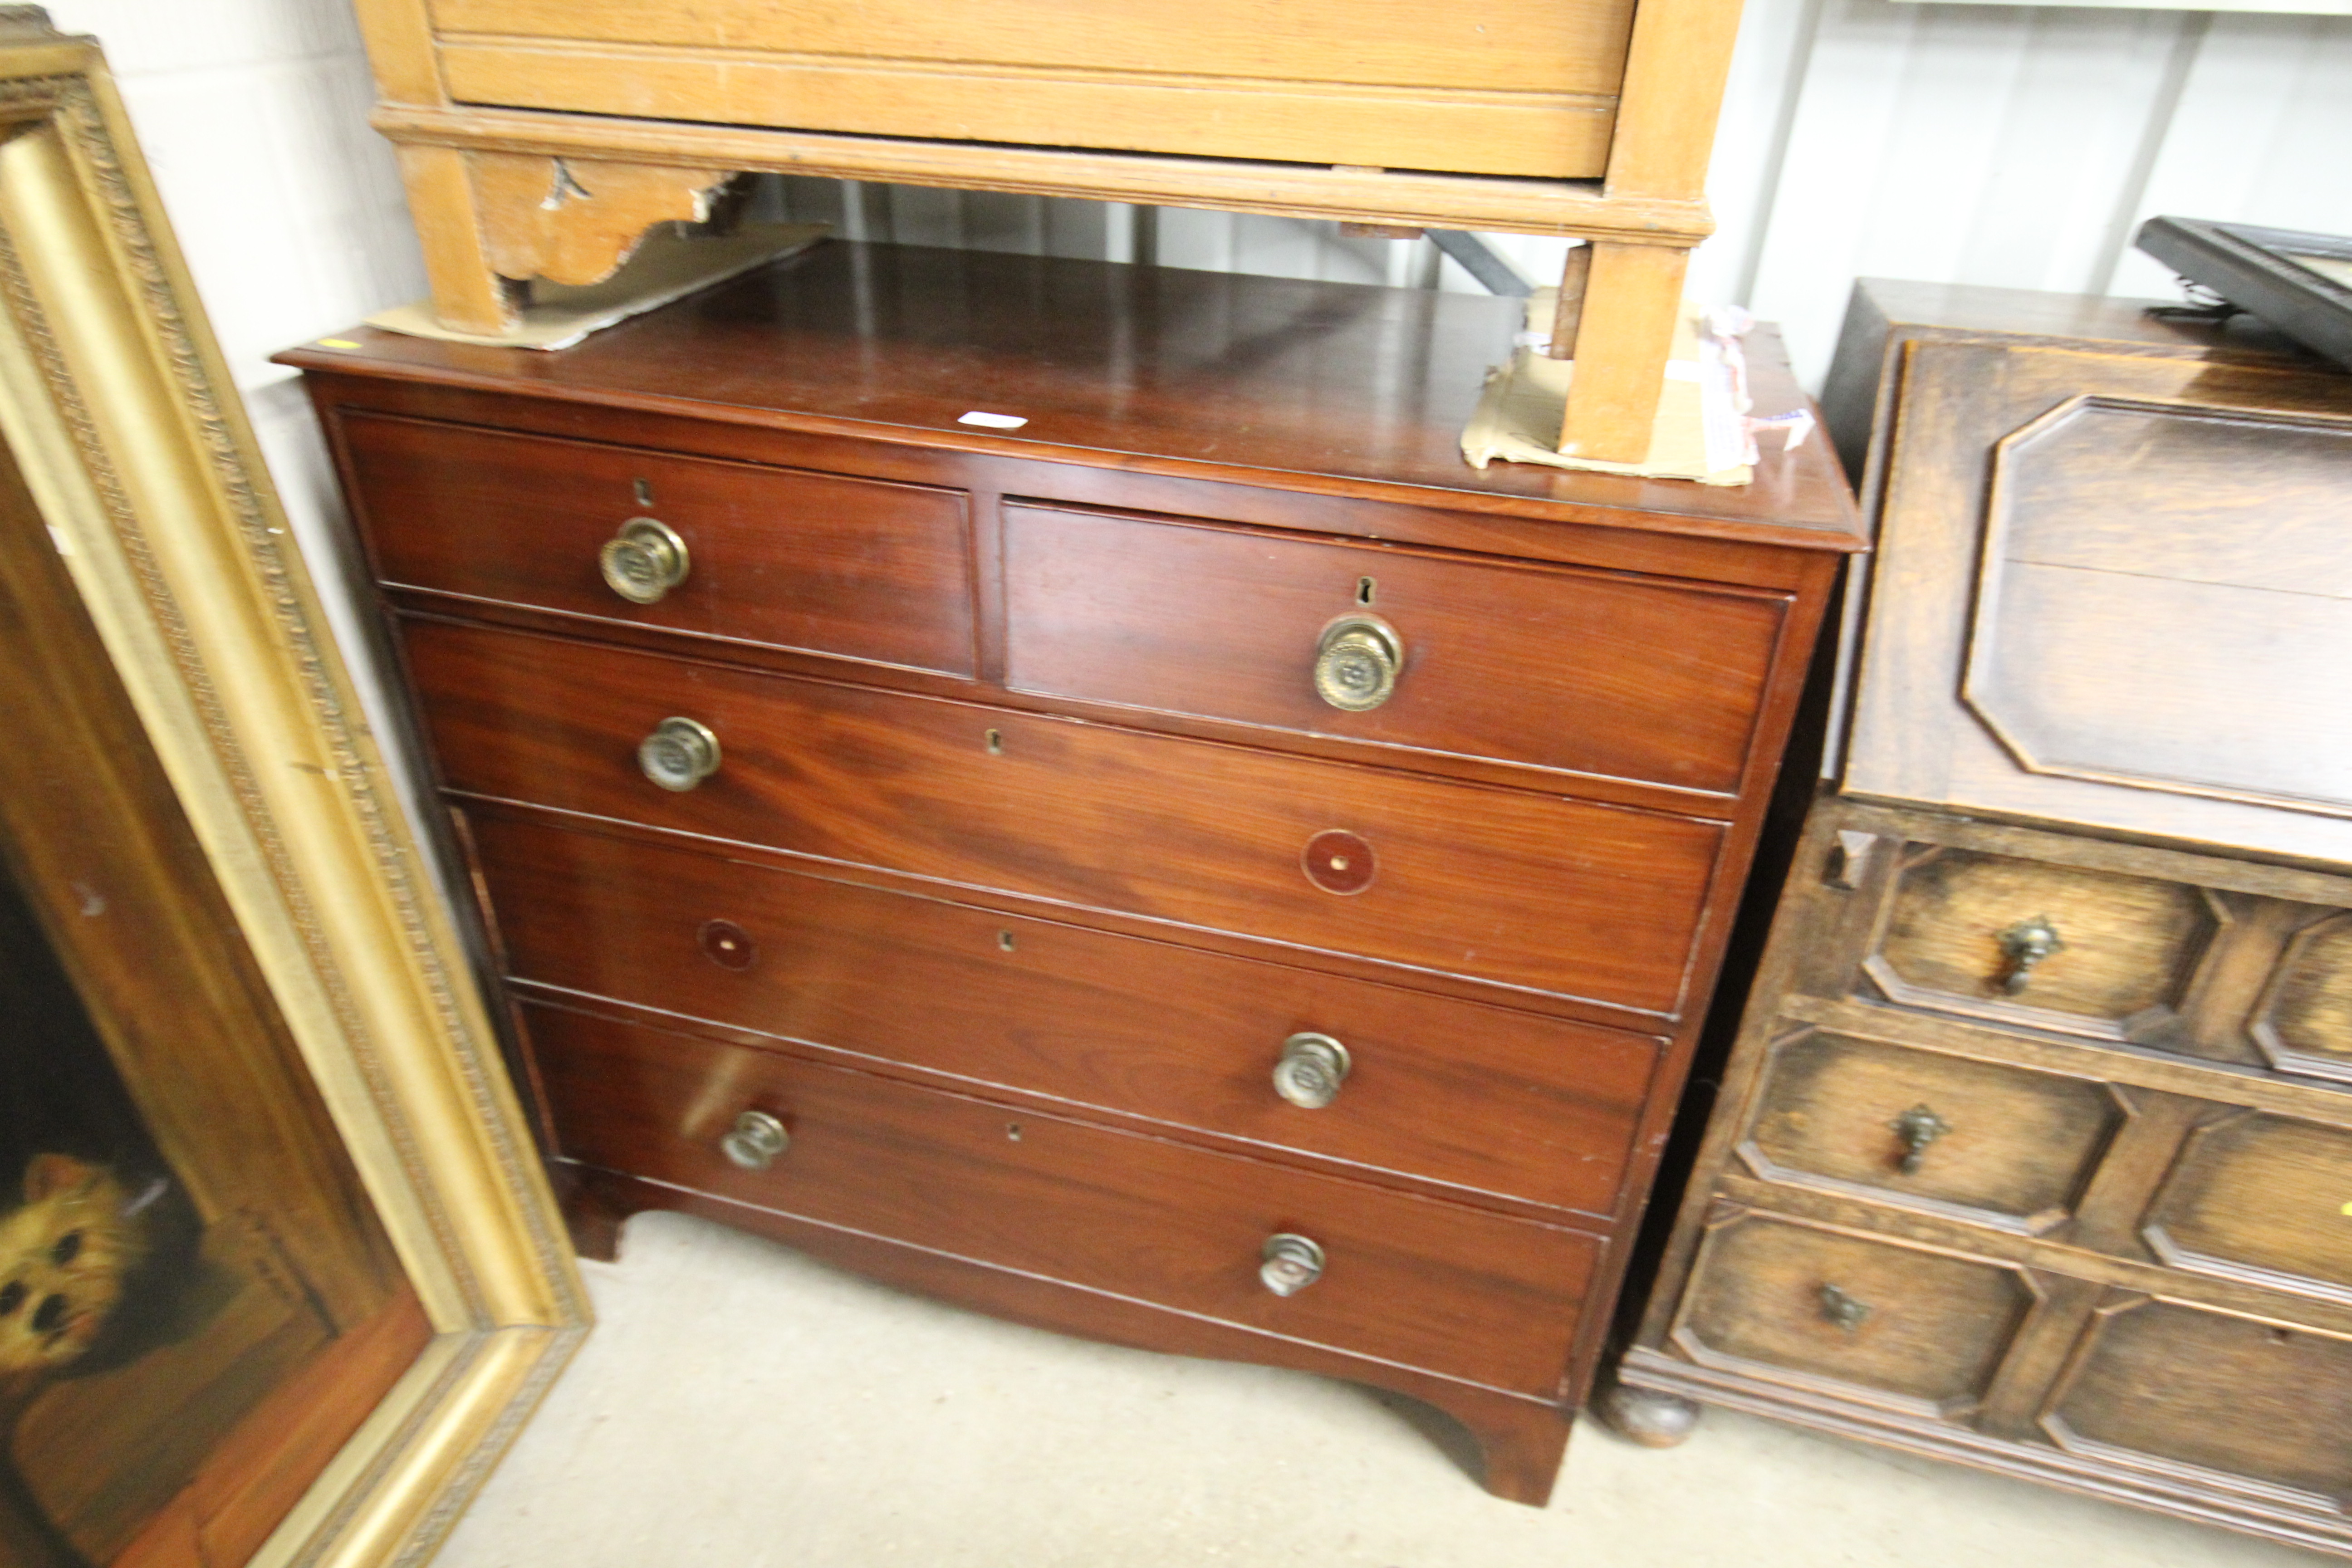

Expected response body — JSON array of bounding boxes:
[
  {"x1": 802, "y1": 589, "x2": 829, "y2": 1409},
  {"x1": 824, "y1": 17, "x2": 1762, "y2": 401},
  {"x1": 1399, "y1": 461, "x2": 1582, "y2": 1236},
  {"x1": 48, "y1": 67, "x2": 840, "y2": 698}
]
[
  {"x1": 469, "y1": 813, "x2": 1661, "y2": 1217},
  {"x1": 528, "y1": 1001, "x2": 1602, "y2": 1396},
  {"x1": 407, "y1": 619, "x2": 1725, "y2": 1014}
]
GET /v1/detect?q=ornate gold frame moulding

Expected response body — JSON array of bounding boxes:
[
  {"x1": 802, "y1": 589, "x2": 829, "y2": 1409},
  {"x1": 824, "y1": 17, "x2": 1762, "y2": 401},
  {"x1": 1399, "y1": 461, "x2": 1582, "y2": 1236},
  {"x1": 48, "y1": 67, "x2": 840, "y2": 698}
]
[{"x1": 0, "y1": 14, "x2": 586, "y2": 1567}]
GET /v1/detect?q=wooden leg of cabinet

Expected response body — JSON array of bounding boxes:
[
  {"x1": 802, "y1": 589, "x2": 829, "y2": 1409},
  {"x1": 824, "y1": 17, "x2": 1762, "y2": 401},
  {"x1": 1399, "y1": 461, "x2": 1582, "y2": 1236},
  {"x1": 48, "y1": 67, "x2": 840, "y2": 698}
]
[
  {"x1": 552, "y1": 1166, "x2": 1582, "y2": 1503},
  {"x1": 1594, "y1": 1377, "x2": 1703, "y2": 1449},
  {"x1": 1555, "y1": 241, "x2": 1688, "y2": 465},
  {"x1": 394, "y1": 144, "x2": 521, "y2": 337}
]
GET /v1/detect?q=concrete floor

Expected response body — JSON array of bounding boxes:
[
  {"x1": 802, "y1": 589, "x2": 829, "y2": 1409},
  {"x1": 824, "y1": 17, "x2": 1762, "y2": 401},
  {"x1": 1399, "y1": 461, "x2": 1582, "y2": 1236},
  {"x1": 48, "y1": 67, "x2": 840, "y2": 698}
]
[{"x1": 433, "y1": 1210, "x2": 2322, "y2": 1568}]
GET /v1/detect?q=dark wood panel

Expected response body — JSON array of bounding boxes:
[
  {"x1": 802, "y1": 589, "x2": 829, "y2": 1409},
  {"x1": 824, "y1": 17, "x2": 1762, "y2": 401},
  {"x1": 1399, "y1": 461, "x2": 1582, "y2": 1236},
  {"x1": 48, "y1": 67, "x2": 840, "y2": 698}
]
[
  {"x1": 1741, "y1": 1028, "x2": 2122, "y2": 1232},
  {"x1": 2047, "y1": 1296, "x2": 2352, "y2": 1513},
  {"x1": 529, "y1": 1001, "x2": 1601, "y2": 1397},
  {"x1": 1869, "y1": 846, "x2": 2217, "y2": 1041},
  {"x1": 1002, "y1": 503, "x2": 1784, "y2": 794},
  {"x1": 469, "y1": 813, "x2": 1660, "y2": 1217},
  {"x1": 2144, "y1": 1112, "x2": 2352, "y2": 1302},
  {"x1": 1671, "y1": 1211, "x2": 2036, "y2": 1416},
  {"x1": 341, "y1": 410, "x2": 976, "y2": 676},
  {"x1": 407, "y1": 619, "x2": 1725, "y2": 1013}
]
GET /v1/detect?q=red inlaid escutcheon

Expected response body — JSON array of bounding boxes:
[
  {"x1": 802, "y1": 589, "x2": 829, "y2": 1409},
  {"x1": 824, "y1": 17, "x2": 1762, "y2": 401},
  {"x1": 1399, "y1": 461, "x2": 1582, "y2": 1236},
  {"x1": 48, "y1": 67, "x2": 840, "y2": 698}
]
[
  {"x1": 1303, "y1": 829, "x2": 1377, "y2": 896},
  {"x1": 699, "y1": 918, "x2": 756, "y2": 970}
]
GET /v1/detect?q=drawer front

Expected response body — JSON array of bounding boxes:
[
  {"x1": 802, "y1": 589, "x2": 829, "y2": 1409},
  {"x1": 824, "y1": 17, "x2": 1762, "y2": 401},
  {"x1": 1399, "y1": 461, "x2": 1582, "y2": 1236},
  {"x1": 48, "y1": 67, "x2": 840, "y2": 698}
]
[
  {"x1": 409, "y1": 620, "x2": 1724, "y2": 1013},
  {"x1": 472, "y1": 815, "x2": 1659, "y2": 1217},
  {"x1": 342, "y1": 412, "x2": 976, "y2": 676},
  {"x1": 1670, "y1": 1212, "x2": 2034, "y2": 1416},
  {"x1": 2144, "y1": 1112, "x2": 2352, "y2": 1303},
  {"x1": 529, "y1": 1002, "x2": 1601, "y2": 1396},
  {"x1": 2257, "y1": 911, "x2": 2352, "y2": 1083},
  {"x1": 1867, "y1": 846, "x2": 2215, "y2": 1039},
  {"x1": 2045, "y1": 1297, "x2": 2352, "y2": 1514},
  {"x1": 1740, "y1": 1028, "x2": 2122, "y2": 1231},
  {"x1": 1003, "y1": 504, "x2": 1786, "y2": 795}
]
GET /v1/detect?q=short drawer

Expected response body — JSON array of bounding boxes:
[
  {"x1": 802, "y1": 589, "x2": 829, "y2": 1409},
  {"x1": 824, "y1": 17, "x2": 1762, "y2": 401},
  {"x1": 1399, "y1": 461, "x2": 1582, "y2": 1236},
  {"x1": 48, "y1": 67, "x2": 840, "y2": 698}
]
[
  {"x1": 1670, "y1": 1211, "x2": 2035, "y2": 1419},
  {"x1": 409, "y1": 620, "x2": 1723, "y2": 1014},
  {"x1": 528, "y1": 1002, "x2": 1601, "y2": 1397},
  {"x1": 1002, "y1": 505, "x2": 1788, "y2": 795},
  {"x1": 1739, "y1": 1027, "x2": 2123, "y2": 1232},
  {"x1": 340, "y1": 412, "x2": 975, "y2": 676},
  {"x1": 2144, "y1": 1111, "x2": 2352, "y2": 1305},
  {"x1": 2044, "y1": 1296, "x2": 2352, "y2": 1519},
  {"x1": 470, "y1": 814, "x2": 1659, "y2": 1218},
  {"x1": 1865, "y1": 845, "x2": 2216, "y2": 1043}
]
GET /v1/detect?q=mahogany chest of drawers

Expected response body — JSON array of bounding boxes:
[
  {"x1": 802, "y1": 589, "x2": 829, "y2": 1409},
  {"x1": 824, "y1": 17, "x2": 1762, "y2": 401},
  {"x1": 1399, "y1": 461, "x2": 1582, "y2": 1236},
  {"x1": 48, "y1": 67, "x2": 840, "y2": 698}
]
[
  {"x1": 1615, "y1": 281, "x2": 2352, "y2": 1550},
  {"x1": 283, "y1": 241, "x2": 1860, "y2": 1502}
]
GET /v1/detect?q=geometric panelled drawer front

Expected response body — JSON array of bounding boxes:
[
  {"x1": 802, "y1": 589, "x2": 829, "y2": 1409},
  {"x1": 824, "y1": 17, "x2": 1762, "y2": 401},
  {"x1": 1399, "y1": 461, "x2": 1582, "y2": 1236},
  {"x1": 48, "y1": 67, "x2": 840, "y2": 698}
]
[
  {"x1": 1740, "y1": 1028, "x2": 2123, "y2": 1232},
  {"x1": 2258, "y1": 912, "x2": 2352, "y2": 1084},
  {"x1": 2046, "y1": 1297, "x2": 2352, "y2": 1515},
  {"x1": 1867, "y1": 847, "x2": 2217, "y2": 1041},
  {"x1": 1673, "y1": 1212, "x2": 2036, "y2": 1417},
  {"x1": 2143, "y1": 1112, "x2": 2352, "y2": 1304}
]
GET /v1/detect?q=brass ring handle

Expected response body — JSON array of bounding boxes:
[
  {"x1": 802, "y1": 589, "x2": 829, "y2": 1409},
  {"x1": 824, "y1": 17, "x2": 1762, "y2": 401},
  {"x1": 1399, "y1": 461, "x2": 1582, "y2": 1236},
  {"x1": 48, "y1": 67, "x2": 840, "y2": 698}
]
[
  {"x1": 1890, "y1": 1102, "x2": 1950, "y2": 1174},
  {"x1": 1273, "y1": 1033, "x2": 1352, "y2": 1109},
  {"x1": 1313, "y1": 615, "x2": 1403, "y2": 712},
  {"x1": 1259, "y1": 1233, "x2": 1326, "y2": 1297},
  {"x1": 1818, "y1": 1283, "x2": 1871, "y2": 1333},
  {"x1": 599, "y1": 517, "x2": 691, "y2": 604},
  {"x1": 720, "y1": 1110, "x2": 789, "y2": 1171},
  {"x1": 638, "y1": 716, "x2": 721, "y2": 792},
  {"x1": 1997, "y1": 914, "x2": 2064, "y2": 995}
]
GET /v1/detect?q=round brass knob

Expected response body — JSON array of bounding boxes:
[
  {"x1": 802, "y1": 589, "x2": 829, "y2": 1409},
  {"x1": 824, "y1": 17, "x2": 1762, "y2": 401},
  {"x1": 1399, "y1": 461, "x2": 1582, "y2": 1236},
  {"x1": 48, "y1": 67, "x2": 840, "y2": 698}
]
[
  {"x1": 638, "y1": 716, "x2": 721, "y2": 792},
  {"x1": 1273, "y1": 1033, "x2": 1352, "y2": 1109},
  {"x1": 720, "y1": 1110, "x2": 789, "y2": 1171},
  {"x1": 599, "y1": 518, "x2": 690, "y2": 605},
  {"x1": 1259, "y1": 1233, "x2": 1326, "y2": 1297},
  {"x1": 1313, "y1": 615, "x2": 1403, "y2": 711}
]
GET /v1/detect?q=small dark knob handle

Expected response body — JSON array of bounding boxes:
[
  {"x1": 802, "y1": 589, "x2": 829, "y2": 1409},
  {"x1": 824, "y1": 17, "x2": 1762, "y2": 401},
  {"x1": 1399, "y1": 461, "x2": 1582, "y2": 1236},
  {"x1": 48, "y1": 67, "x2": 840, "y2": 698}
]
[
  {"x1": 638, "y1": 716, "x2": 721, "y2": 792},
  {"x1": 1313, "y1": 616, "x2": 1402, "y2": 712},
  {"x1": 599, "y1": 517, "x2": 690, "y2": 604},
  {"x1": 1997, "y1": 914, "x2": 2064, "y2": 995},
  {"x1": 720, "y1": 1110, "x2": 789, "y2": 1171},
  {"x1": 1259, "y1": 1233, "x2": 1326, "y2": 1297},
  {"x1": 1272, "y1": 1033, "x2": 1352, "y2": 1109},
  {"x1": 1890, "y1": 1102, "x2": 1950, "y2": 1175},
  {"x1": 1818, "y1": 1283, "x2": 1872, "y2": 1333}
]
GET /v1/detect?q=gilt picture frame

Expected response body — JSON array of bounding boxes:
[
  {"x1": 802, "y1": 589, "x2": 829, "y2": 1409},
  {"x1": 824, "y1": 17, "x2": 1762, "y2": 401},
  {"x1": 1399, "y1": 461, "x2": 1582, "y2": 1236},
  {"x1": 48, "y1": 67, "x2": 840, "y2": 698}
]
[{"x1": 0, "y1": 11, "x2": 584, "y2": 1567}]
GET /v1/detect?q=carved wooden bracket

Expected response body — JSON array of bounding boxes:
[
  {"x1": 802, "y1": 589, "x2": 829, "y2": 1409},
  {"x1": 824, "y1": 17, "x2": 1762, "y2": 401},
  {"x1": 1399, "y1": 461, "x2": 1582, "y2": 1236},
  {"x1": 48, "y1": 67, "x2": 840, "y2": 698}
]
[{"x1": 470, "y1": 152, "x2": 733, "y2": 288}]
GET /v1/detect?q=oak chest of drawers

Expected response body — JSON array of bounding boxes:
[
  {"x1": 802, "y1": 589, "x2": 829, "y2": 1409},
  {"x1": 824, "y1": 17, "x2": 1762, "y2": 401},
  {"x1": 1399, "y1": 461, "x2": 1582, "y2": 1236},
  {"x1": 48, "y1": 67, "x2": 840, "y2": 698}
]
[
  {"x1": 283, "y1": 241, "x2": 1861, "y2": 1502},
  {"x1": 1615, "y1": 281, "x2": 2352, "y2": 1550}
]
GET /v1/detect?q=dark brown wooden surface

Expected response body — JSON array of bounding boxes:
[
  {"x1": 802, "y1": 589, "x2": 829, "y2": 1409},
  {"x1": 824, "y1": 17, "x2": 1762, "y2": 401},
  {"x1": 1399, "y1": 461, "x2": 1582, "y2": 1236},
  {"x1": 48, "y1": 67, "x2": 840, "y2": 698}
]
[
  {"x1": 294, "y1": 241, "x2": 1858, "y2": 1505},
  {"x1": 278, "y1": 242, "x2": 1864, "y2": 554},
  {"x1": 407, "y1": 617, "x2": 1727, "y2": 1014},
  {"x1": 469, "y1": 812, "x2": 1661, "y2": 1218},
  {"x1": 1001, "y1": 501, "x2": 1789, "y2": 796},
  {"x1": 529, "y1": 1000, "x2": 1601, "y2": 1397},
  {"x1": 342, "y1": 408, "x2": 980, "y2": 676}
]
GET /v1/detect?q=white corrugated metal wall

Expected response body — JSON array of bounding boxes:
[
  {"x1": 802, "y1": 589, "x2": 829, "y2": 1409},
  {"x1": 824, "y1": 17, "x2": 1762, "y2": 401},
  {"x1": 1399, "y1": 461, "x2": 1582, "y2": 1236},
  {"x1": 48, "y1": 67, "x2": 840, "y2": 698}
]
[{"x1": 749, "y1": 6, "x2": 2352, "y2": 390}]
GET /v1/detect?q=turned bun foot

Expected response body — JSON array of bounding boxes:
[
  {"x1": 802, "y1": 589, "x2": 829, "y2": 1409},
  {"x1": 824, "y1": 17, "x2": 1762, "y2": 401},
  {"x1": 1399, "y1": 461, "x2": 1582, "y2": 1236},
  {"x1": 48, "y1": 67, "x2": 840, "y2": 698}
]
[{"x1": 1596, "y1": 1381, "x2": 1702, "y2": 1449}]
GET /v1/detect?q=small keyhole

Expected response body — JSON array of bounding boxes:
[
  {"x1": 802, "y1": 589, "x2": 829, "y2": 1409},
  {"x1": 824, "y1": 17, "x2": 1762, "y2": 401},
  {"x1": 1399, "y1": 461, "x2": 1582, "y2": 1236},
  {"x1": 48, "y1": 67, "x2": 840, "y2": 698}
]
[
  {"x1": 996, "y1": 930, "x2": 1016, "y2": 952},
  {"x1": 1006, "y1": 1123, "x2": 1023, "y2": 1141},
  {"x1": 1356, "y1": 576, "x2": 1376, "y2": 606},
  {"x1": 985, "y1": 728, "x2": 1004, "y2": 755},
  {"x1": 633, "y1": 478, "x2": 653, "y2": 506}
]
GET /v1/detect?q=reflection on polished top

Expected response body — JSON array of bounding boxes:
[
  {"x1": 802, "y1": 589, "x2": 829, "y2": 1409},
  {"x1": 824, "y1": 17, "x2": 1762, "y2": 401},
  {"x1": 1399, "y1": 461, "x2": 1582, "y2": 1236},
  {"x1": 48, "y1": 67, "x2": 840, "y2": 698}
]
[{"x1": 281, "y1": 240, "x2": 1863, "y2": 549}]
